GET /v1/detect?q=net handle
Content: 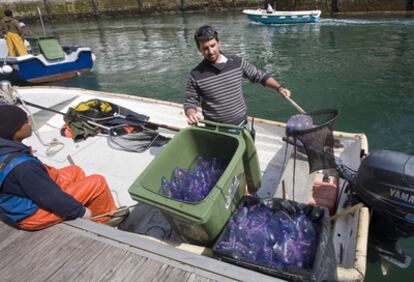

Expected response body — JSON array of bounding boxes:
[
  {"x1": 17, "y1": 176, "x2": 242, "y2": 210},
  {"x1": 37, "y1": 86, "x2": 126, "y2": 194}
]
[{"x1": 285, "y1": 96, "x2": 306, "y2": 114}]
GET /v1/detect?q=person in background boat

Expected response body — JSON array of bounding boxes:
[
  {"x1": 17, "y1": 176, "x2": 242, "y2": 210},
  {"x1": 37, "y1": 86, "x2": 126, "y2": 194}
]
[
  {"x1": 184, "y1": 25, "x2": 291, "y2": 126},
  {"x1": 0, "y1": 105, "x2": 117, "y2": 230},
  {"x1": 18, "y1": 22, "x2": 32, "y2": 51},
  {"x1": 263, "y1": 0, "x2": 275, "y2": 13},
  {"x1": 19, "y1": 22, "x2": 32, "y2": 38},
  {"x1": 0, "y1": 10, "x2": 27, "y2": 56}
]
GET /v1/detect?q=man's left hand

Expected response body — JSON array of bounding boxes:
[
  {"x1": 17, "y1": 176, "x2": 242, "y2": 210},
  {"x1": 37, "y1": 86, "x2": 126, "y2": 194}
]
[{"x1": 278, "y1": 87, "x2": 291, "y2": 98}]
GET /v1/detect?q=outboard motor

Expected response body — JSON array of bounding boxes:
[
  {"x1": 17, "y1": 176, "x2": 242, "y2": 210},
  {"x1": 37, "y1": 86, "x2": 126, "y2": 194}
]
[{"x1": 352, "y1": 149, "x2": 414, "y2": 267}]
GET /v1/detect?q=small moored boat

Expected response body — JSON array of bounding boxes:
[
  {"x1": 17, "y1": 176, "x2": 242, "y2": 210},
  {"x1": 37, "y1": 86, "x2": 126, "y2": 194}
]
[
  {"x1": 0, "y1": 36, "x2": 94, "y2": 84},
  {"x1": 243, "y1": 9, "x2": 321, "y2": 24}
]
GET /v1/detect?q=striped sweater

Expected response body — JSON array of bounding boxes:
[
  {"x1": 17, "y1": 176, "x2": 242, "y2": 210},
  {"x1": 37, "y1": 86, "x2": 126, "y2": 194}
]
[{"x1": 184, "y1": 55, "x2": 270, "y2": 125}]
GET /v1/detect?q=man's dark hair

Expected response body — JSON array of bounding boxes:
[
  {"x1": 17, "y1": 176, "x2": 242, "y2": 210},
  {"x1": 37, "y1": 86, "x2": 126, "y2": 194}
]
[
  {"x1": 194, "y1": 25, "x2": 219, "y2": 48},
  {"x1": 4, "y1": 10, "x2": 13, "y2": 17}
]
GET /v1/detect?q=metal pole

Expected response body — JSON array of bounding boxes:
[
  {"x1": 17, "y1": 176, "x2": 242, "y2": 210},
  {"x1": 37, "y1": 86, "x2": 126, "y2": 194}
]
[
  {"x1": 37, "y1": 7, "x2": 47, "y2": 37},
  {"x1": 91, "y1": 0, "x2": 99, "y2": 16},
  {"x1": 43, "y1": 0, "x2": 51, "y2": 15},
  {"x1": 137, "y1": 0, "x2": 143, "y2": 13}
]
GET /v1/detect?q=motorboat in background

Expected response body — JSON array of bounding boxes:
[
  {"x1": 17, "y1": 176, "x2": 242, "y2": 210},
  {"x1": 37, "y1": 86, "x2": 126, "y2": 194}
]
[
  {"x1": 0, "y1": 36, "x2": 94, "y2": 84},
  {"x1": 243, "y1": 9, "x2": 321, "y2": 24}
]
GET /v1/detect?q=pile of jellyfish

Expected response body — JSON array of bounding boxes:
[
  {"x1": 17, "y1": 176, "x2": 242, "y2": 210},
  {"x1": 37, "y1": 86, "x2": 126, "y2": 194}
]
[
  {"x1": 214, "y1": 202, "x2": 319, "y2": 269},
  {"x1": 160, "y1": 156, "x2": 224, "y2": 202}
]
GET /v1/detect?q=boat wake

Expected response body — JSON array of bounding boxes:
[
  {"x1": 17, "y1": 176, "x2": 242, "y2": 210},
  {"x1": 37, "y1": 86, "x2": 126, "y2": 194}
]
[{"x1": 319, "y1": 18, "x2": 414, "y2": 26}]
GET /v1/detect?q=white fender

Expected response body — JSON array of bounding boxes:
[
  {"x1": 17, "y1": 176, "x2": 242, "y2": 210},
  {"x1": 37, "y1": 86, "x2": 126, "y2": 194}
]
[{"x1": 2, "y1": 64, "x2": 13, "y2": 74}]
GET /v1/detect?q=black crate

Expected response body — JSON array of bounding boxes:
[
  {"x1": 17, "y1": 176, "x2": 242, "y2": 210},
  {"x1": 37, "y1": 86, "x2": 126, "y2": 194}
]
[{"x1": 212, "y1": 196, "x2": 336, "y2": 282}]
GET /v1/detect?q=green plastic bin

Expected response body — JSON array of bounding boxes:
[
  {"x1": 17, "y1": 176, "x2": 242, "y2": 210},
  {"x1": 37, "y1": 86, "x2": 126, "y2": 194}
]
[
  {"x1": 128, "y1": 121, "x2": 259, "y2": 246},
  {"x1": 242, "y1": 128, "x2": 261, "y2": 193}
]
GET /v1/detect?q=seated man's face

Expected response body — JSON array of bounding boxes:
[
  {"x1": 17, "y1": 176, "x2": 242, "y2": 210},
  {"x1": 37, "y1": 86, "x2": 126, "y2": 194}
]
[
  {"x1": 198, "y1": 38, "x2": 220, "y2": 64},
  {"x1": 13, "y1": 119, "x2": 32, "y2": 141}
]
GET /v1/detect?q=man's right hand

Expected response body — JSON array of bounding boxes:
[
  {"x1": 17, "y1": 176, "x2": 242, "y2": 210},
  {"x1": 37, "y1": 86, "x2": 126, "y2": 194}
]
[
  {"x1": 185, "y1": 108, "x2": 199, "y2": 125},
  {"x1": 82, "y1": 207, "x2": 92, "y2": 220}
]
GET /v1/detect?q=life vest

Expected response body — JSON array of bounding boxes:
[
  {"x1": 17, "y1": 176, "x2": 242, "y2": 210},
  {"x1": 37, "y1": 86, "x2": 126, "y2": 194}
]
[{"x1": 0, "y1": 152, "x2": 40, "y2": 222}]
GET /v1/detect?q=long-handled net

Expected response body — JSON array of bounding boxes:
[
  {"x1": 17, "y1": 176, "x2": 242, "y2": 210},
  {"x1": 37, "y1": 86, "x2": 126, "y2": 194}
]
[
  {"x1": 284, "y1": 109, "x2": 338, "y2": 201},
  {"x1": 286, "y1": 109, "x2": 338, "y2": 174}
]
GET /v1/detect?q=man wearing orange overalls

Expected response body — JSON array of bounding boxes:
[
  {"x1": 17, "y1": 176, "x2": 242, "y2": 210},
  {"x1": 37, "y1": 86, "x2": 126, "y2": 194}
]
[{"x1": 0, "y1": 104, "x2": 117, "y2": 230}]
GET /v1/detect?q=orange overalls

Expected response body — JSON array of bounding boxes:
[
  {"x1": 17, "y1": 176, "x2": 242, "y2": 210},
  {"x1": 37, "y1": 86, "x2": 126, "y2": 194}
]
[{"x1": 18, "y1": 165, "x2": 116, "y2": 230}]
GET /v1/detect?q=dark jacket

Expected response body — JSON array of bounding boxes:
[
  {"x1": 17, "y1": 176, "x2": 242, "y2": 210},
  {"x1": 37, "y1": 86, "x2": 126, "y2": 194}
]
[{"x1": 0, "y1": 138, "x2": 85, "y2": 220}]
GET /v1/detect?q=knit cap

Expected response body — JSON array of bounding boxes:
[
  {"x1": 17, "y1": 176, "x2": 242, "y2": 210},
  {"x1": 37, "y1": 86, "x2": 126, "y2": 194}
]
[{"x1": 0, "y1": 105, "x2": 28, "y2": 139}]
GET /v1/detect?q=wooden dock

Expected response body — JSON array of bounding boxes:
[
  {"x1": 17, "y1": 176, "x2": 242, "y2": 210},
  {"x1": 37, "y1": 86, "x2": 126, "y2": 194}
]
[{"x1": 0, "y1": 220, "x2": 282, "y2": 282}]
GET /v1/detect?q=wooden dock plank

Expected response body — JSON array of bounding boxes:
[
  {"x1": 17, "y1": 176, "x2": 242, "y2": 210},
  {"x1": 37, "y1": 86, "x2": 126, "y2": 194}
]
[
  {"x1": 0, "y1": 223, "x2": 26, "y2": 251},
  {"x1": 143, "y1": 263, "x2": 171, "y2": 281},
  {"x1": 186, "y1": 272, "x2": 217, "y2": 282},
  {"x1": 70, "y1": 244, "x2": 123, "y2": 281},
  {"x1": 0, "y1": 229, "x2": 104, "y2": 281},
  {"x1": 72, "y1": 244, "x2": 156, "y2": 281},
  {"x1": 40, "y1": 236, "x2": 101, "y2": 281},
  {"x1": 149, "y1": 263, "x2": 189, "y2": 281},
  {"x1": 0, "y1": 227, "x2": 68, "y2": 277},
  {"x1": 123, "y1": 257, "x2": 168, "y2": 281},
  {"x1": 100, "y1": 254, "x2": 150, "y2": 282},
  {"x1": 0, "y1": 222, "x2": 219, "y2": 282},
  {"x1": 6, "y1": 231, "x2": 82, "y2": 281},
  {"x1": 170, "y1": 267, "x2": 214, "y2": 282}
]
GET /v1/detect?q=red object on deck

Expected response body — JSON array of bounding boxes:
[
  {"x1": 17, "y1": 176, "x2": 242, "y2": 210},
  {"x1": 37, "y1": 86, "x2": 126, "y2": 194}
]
[{"x1": 308, "y1": 171, "x2": 339, "y2": 216}]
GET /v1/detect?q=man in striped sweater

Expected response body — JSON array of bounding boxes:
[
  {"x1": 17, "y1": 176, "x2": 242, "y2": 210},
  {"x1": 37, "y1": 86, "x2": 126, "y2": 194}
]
[{"x1": 184, "y1": 25, "x2": 291, "y2": 126}]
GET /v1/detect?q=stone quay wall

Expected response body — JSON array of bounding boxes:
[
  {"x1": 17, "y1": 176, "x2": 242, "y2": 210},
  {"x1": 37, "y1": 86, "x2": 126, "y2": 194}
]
[{"x1": 0, "y1": 0, "x2": 413, "y2": 21}]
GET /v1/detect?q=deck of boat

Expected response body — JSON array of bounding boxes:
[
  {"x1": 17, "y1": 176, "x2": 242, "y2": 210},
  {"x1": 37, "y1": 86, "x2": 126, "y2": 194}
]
[
  {"x1": 0, "y1": 86, "x2": 368, "y2": 281},
  {"x1": 0, "y1": 219, "x2": 282, "y2": 282}
]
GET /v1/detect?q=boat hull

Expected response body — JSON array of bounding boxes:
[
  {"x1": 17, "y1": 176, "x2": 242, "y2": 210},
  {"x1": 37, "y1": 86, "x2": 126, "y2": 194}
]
[
  {"x1": 0, "y1": 49, "x2": 93, "y2": 84},
  {"x1": 243, "y1": 9, "x2": 321, "y2": 24}
]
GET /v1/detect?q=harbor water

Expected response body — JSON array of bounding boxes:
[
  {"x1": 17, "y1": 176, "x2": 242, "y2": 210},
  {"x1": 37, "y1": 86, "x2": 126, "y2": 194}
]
[{"x1": 27, "y1": 11, "x2": 414, "y2": 281}]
